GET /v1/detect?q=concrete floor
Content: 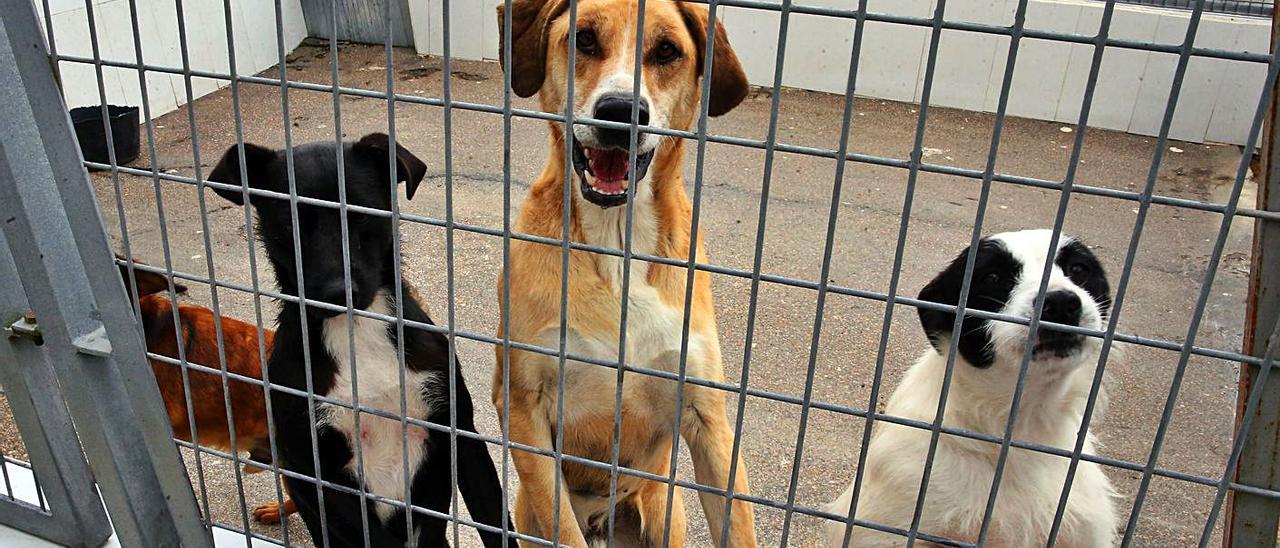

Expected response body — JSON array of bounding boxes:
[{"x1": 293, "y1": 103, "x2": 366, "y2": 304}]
[{"x1": 3, "y1": 40, "x2": 1267, "y2": 546}]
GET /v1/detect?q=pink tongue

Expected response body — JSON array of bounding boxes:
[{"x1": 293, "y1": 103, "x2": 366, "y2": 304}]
[{"x1": 587, "y1": 148, "x2": 630, "y2": 185}]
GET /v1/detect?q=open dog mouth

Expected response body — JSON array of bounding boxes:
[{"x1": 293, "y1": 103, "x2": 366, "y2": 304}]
[{"x1": 571, "y1": 137, "x2": 655, "y2": 208}]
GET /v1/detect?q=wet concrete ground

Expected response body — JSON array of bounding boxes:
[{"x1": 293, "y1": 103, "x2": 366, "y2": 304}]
[{"x1": 1, "y1": 40, "x2": 1266, "y2": 546}]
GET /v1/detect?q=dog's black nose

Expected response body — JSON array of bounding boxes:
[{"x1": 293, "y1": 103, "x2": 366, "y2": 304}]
[
  {"x1": 592, "y1": 94, "x2": 649, "y2": 148},
  {"x1": 1040, "y1": 290, "x2": 1082, "y2": 326}
]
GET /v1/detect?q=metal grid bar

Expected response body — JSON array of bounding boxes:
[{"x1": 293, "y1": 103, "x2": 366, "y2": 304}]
[
  {"x1": 261, "y1": 0, "x2": 295, "y2": 542},
  {"x1": 72, "y1": 185, "x2": 1268, "y2": 374},
  {"x1": 837, "y1": 0, "x2": 1030, "y2": 543},
  {"x1": 322, "y1": 0, "x2": 378, "y2": 543},
  {"x1": 266, "y1": 0, "x2": 335, "y2": 535},
  {"x1": 973, "y1": 0, "x2": 1125, "y2": 536},
  {"x1": 92, "y1": 20, "x2": 217, "y2": 535},
  {"x1": 551, "y1": 1, "x2": 579, "y2": 545},
  {"x1": 107, "y1": 258, "x2": 1280, "y2": 473},
  {"x1": 1045, "y1": 0, "x2": 1229, "y2": 542},
  {"x1": 11, "y1": 0, "x2": 1280, "y2": 544},
  {"x1": 46, "y1": 59, "x2": 1280, "y2": 231},
  {"x1": 828, "y1": 2, "x2": 880, "y2": 546},
  {"x1": 128, "y1": 340, "x2": 1275, "y2": 504},
  {"x1": 722, "y1": 1, "x2": 793, "y2": 545},
  {"x1": 660, "y1": 0, "x2": 752, "y2": 546},
  {"x1": 498, "y1": 1, "x2": 516, "y2": 547},
  {"x1": 879, "y1": 3, "x2": 971, "y2": 545},
  {"x1": 1227, "y1": 15, "x2": 1280, "y2": 538},
  {"x1": 382, "y1": 0, "x2": 417, "y2": 544},
  {"x1": 123, "y1": 0, "x2": 261, "y2": 538},
  {"x1": 603, "y1": 0, "x2": 649, "y2": 544},
  {"x1": 441, "y1": 1, "x2": 464, "y2": 545},
  {"x1": 0, "y1": 439, "x2": 13, "y2": 501},
  {"x1": 175, "y1": 0, "x2": 291, "y2": 535},
  {"x1": 1202, "y1": 317, "x2": 1280, "y2": 545},
  {"x1": 1115, "y1": 0, "x2": 1273, "y2": 18},
  {"x1": 1121, "y1": 21, "x2": 1280, "y2": 543},
  {"x1": 47, "y1": 55, "x2": 1280, "y2": 228}
]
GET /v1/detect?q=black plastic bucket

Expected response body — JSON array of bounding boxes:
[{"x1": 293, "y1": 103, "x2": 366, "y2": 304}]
[{"x1": 70, "y1": 105, "x2": 140, "y2": 169}]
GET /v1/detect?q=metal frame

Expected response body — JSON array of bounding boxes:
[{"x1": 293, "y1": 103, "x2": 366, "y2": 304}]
[
  {"x1": 1, "y1": 0, "x2": 1278, "y2": 546},
  {"x1": 1225, "y1": 8, "x2": 1280, "y2": 544},
  {"x1": 0, "y1": 242, "x2": 111, "y2": 548},
  {"x1": 0, "y1": 1, "x2": 212, "y2": 546},
  {"x1": 1116, "y1": 0, "x2": 1273, "y2": 18}
]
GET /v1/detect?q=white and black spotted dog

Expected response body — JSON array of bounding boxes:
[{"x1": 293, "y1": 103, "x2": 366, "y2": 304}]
[
  {"x1": 210, "y1": 134, "x2": 515, "y2": 548},
  {"x1": 826, "y1": 229, "x2": 1119, "y2": 547}
]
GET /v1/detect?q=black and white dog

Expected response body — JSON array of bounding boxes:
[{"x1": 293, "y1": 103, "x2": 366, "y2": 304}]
[
  {"x1": 826, "y1": 229, "x2": 1118, "y2": 547},
  {"x1": 210, "y1": 134, "x2": 515, "y2": 548}
]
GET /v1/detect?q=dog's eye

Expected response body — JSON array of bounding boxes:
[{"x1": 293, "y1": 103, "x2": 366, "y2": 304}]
[
  {"x1": 654, "y1": 41, "x2": 680, "y2": 64},
  {"x1": 981, "y1": 272, "x2": 1001, "y2": 285},
  {"x1": 576, "y1": 29, "x2": 598, "y2": 54},
  {"x1": 1068, "y1": 262, "x2": 1090, "y2": 278}
]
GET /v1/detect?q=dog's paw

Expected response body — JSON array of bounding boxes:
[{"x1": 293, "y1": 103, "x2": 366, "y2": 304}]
[{"x1": 252, "y1": 502, "x2": 287, "y2": 524}]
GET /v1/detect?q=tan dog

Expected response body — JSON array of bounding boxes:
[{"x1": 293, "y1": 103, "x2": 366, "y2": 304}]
[{"x1": 494, "y1": 0, "x2": 755, "y2": 546}]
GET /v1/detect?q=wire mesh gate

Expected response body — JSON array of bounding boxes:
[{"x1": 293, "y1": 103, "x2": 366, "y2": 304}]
[{"x1": 1, "y1": 0, "x2": 1280, "y2": 546}]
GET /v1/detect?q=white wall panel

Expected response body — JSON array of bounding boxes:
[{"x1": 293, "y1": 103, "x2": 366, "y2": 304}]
[
  {"x1": 383, "y1": 0, "x2": 1274, "y2": 146},
  {"x1": 1127, "y1": 13, "x2": 1237, "y2": 142},
  {"x1": 1205, "y1": 17, "x2": 1271, "y2": 145},
  {"x1": 36, "y1": 0, "x2": 307, "y2": 119},
  {"x1": 44, "y1": 0, "x2": 1260, "y2": 145},
  {"x1": 999, "y1": 0, "x2": 1080, "y2": 120},
  {"x1": 926, "y1": 0, "x2": 1009, "y2": 112}
]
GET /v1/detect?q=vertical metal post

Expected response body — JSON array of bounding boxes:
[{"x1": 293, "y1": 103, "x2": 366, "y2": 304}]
[
  {"x1": 0, "y1": 242, "x2": 112, "y2": 548},
  {"x1": 1227, "y1": 7, "x2": 1280, "y2": 543},
  {"x1": 0, "y1": 1, "x2": 211, "y2": 546}
]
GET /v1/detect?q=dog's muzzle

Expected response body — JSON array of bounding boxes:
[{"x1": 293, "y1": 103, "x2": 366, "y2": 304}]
[
  {"x1": 571, "y1": 95, "x2": 656, "y2": 209},
  {"x1": 1033, "y1": 329, "x2": 1085, "y2": 359},
  {"x1": 308, "y1": 279, "x2": 373, "y2": 318},
  {"x1": 1033, "y1": 290, "x2": 1086, "y2": 359}
]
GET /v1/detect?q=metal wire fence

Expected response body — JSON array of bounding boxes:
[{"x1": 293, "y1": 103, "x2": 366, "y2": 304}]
[
  {"x1": 1, "y1": 0, "x2": 1279, "y2": 546},
  {"x1": 1116, "y1": 0, "x2": 1273, "y2": 18},
  {"x1": 0, "y1": 396, "x2": 39, "y2": 512}
]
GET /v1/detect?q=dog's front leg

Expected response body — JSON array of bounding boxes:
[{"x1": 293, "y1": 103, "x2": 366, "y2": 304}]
[
  {"x1": 504, "y1": 394, "x2": 589, "y2": 547},
  {"x1": 681, "y1": 387, "x2": 758, "y2": 548}
]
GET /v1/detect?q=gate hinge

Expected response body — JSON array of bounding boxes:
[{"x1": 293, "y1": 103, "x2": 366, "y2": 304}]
[
  {"x1": 6, "y1": 311, "x2": 111, "y2": 356},
  {"x1": 6, "y1": 310, "x2": 43, "y2": 344}
]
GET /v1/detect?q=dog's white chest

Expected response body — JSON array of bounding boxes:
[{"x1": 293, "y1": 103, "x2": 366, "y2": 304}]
[
  {"x1": 320, "y1": 293, "x2": 437, "y2": 522},
  {"x1": 557, "y1": 283, "x2": 711, "y2": 424},
  {"x1": 577, "y1": 190, "x2": 660, "y2": 287},
  {"x1": 549, "y1": 202, "x2": 716, "y2": 426}
]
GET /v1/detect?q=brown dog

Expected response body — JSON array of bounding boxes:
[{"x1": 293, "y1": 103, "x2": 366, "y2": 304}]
[
  {"x1": 119, "y1": 260, "x2": 296, "y2": 524},
  {"x1": 494, "y1": 1, "x2": 755, "y2": 546}
]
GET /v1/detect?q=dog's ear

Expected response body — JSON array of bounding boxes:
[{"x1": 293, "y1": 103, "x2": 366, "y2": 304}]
[
  {"x1": 498, "y1": 0, "x2": 568, "y2": 98},
  {"x1": 207, "y1": 142, "x2": 278, "y2": 205},
  {"x1": 679, "y1": 2, "x2": 749, "y2": 117},
  {"x1": 117, "y1": 254, "x2": 187, "y2": 299},
  {"x1": 916, "y1": 275, "x2": 954, "y2": 354},
  {"x1": 353, "y1": 133, "x2": 428, "y2": 200}
]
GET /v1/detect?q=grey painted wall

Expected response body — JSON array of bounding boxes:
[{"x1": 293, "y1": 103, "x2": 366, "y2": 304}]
[{"x1": 301, "y1": 0, "x2": 414, "y2": 47}]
